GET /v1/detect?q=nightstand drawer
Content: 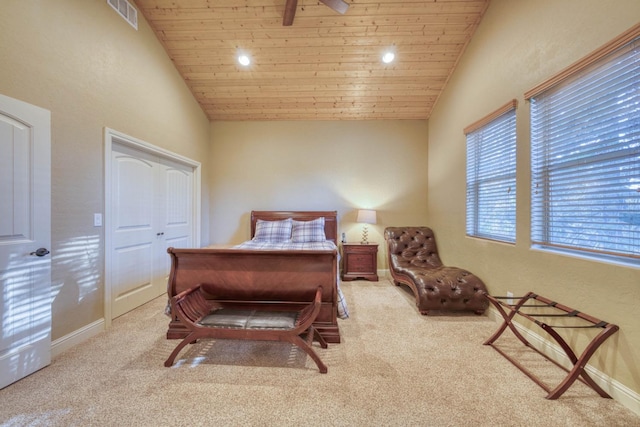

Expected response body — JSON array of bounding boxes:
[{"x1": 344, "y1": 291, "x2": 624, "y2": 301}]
[
  {"x1": 346, "y1": 254, "x2": 373, "y2": 271},
  {"x1": 346, "y1": 245, "x2": 376, "y2": 253}
]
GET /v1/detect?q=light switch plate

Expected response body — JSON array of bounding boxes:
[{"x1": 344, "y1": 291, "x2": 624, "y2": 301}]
[
  {"x1": 94, "y1": 213, "x2": 103, "y2": 227},
  {"x1": 506, "y1": 291, "x2": 514, "y2": 305}
]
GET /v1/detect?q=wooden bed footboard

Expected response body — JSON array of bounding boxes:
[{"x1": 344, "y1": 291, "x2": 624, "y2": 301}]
[{"x1": 166, "y1": 247, "x2": 341, "y2": 343}]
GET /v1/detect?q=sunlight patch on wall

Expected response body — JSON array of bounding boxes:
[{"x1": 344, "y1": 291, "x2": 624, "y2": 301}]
[{"x1": 52, "y1": 235, "x2": 101, "y2": 303}]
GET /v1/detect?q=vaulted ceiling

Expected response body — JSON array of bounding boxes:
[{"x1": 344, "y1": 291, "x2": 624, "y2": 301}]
[{"x1": 134, "y1": 0, "x2": 489, "y2": 121}]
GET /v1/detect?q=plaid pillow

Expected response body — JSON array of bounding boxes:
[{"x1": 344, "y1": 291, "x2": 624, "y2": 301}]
[
  {"x1": 253, "y1": 218, "x2": 293, "y2": 242},
  {"x1": 291, "y1": 217, "x2": 326, "y2": 243}
]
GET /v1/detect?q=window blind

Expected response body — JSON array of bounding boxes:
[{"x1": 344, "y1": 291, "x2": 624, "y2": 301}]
[
  {"x1": 530, "y1": 36, "x2": 640, "y2": 261},
  {"x1": 466, "y1": 104, "x2": 517, "y2": 243}
]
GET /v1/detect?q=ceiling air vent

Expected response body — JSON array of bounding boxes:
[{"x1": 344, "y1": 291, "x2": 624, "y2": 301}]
[{"x1": 108, "y1": 0, "x2": 138, "y2": 30}]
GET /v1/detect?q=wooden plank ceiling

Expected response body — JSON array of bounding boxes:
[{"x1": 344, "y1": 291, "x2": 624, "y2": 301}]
[{"x1": 134, "y1": 0, "x2": 489, "y2": 121}]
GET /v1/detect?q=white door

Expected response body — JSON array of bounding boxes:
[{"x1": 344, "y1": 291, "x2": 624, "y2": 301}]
[
  {"x1": 110, "y1": 143, "x2": 193, "y2": 318},
  {"x1": 0, "y1": 94, "x2": 51, "y2": 389},
  {"x1": 157, "y1": 157, "x2": 194, "y2": 278}
]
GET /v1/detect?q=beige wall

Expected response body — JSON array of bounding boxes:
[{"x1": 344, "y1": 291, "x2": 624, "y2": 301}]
[
  {"x1": 0, "y1": 0, "x2": 211, "y2": 341},
  {"x1": 428, "y1": 0, "x2": 640, "y2": 396},
  {"x1": 209, "y1": 119, "x2": 429, "y2": 267}
]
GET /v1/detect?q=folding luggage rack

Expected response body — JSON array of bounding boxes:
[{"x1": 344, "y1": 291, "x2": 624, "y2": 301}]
[{"x1": 483, "y1": 291, "x2": 619, "y2": 399}]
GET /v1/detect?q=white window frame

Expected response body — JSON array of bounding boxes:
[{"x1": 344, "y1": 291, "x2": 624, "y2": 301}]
[
  {"x1": 527, "y1": 26, "x2": 640, "y2": 265},
  {"x1": 465, "y1": 100, "x2": 518, "y2": 243}
]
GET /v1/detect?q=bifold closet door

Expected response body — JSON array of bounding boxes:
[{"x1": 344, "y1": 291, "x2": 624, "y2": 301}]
[{"x1": 110, "y1": 143, "x2": 193, "y2": 318}]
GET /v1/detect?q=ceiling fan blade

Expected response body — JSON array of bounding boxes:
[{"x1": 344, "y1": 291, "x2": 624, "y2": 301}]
[
  {"x1": 283, "y1": 0, "x2": 298, "y2": 26},
  {"x1": 319, "y1": 0, "x2": 349, "y2": 14}
]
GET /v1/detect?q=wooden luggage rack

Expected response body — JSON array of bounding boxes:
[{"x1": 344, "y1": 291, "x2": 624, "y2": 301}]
[{"x1": 484, "y1": 292, "x2": 619, "y2": 399}]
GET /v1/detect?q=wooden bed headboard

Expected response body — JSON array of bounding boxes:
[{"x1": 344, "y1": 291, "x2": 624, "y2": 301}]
[{"x1": 250, "y1": 211, "x2": 338, "y2": 244}]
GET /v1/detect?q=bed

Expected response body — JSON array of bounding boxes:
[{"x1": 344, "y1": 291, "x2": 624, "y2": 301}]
[{"x1": 166, "y1": 211, "x2": 347, "y2": 343}]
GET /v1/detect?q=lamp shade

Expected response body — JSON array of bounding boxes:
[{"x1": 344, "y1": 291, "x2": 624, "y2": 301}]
[{"x1": 356, "y1": 209, "x2": 377, "y2": 225}]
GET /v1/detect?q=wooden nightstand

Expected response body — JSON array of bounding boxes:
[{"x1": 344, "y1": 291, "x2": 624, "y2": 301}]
[{"x1": 341, "y1": 243, "x2": 378, "y2": 281}]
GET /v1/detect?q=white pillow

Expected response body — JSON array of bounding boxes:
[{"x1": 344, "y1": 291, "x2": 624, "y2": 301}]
[
  {"x1": 253, "y1": 218, "x2": 293, "y2": 242},
  {"x1": 291, "y1": 217, "x2": 326, "y2": 243}
]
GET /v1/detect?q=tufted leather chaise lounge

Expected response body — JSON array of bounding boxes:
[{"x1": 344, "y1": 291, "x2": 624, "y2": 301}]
[{"x1": 384, "y1": 227, "x2": 488, "y2": 315}]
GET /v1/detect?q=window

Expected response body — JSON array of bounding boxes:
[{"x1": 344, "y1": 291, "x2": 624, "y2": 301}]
[
  {"x1": 528, "y1": 28, "x2": 640, "y2": 262},
  {"x1": 465, "y1": 101, "x2": 517, "y2": 243}
]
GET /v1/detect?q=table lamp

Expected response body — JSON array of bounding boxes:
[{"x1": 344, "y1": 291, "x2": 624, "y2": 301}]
[{"x1": 356, "y1": 209, "x2": 377, "y2": 244}]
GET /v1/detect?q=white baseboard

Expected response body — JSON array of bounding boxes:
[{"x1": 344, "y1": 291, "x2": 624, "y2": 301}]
[
  {"x1": 487, "y1": 308, "x2": 640, "y2": 416},
  {"x1": 51, "y1": 318, "x2": 105, "y2": 359}
]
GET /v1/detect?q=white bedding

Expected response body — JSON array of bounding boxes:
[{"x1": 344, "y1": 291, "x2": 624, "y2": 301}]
[
  {"x1": 232, "y1": 239, "x2": 349, "y2": 319},
  {"x1": 234, "y1": 240, "x2": 337, "y2": 251}
]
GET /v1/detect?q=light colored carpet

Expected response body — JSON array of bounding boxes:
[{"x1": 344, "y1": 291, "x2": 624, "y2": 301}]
[{"x1": 1, "y1": 279, "x2": 639, "y2": 426}]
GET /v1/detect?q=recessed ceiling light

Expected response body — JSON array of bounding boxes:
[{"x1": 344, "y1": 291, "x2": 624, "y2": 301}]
[
  {"x1": 238, "y1": 54, "x2": 251, "y2": 66},
  {"x1": 382, "y1": 52, "x2": 395, "y2": 64}
]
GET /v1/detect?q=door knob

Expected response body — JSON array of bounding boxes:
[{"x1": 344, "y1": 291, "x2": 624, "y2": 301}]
[{"x1": 30, "y1": 248, "x2": 50, "y2": 257}]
